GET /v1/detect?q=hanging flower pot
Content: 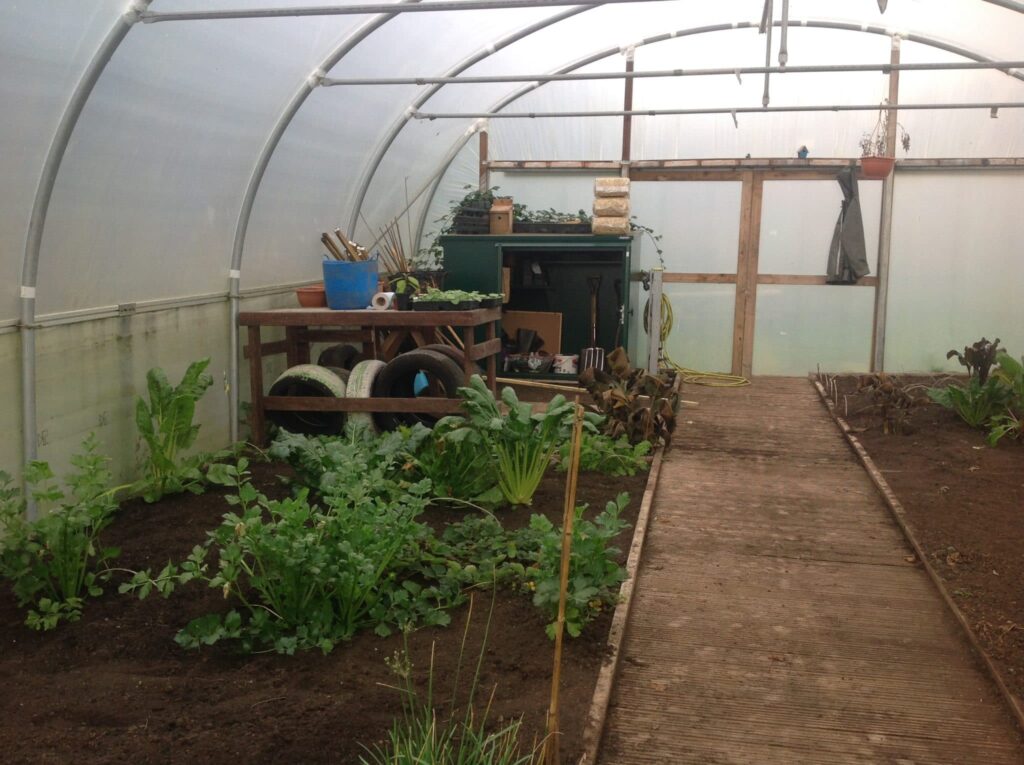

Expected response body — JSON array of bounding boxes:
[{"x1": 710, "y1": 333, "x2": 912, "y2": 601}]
[{"x1": 860, "y1": 156, "x2": 896, "y2": 180}]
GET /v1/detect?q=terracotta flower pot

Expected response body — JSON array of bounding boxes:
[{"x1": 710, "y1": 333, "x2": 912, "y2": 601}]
[
  {"x1": 860, "y1": 156, "x2": 895, "y2": 180},
  {"x1": 296, "y1": 283, "x2": 327, "y2": 307}
]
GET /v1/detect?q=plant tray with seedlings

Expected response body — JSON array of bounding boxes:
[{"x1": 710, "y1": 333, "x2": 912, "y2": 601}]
[{"x1": 410, "y1": 289, "x2": 497, "y2": 311}]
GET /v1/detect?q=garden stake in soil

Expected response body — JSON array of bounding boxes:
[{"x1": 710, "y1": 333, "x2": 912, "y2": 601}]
[{"x1": 543, "y1": 397, "x2": 585, "y2": 765}]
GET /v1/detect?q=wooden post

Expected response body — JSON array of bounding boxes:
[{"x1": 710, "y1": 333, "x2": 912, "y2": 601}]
[
  {"x1": 544, "y1": 399, "x2": 585, "y2": 765},
  {"x1": 478, "y1": 126, "x2": 490, "y2": 191},
  {"x1": 621, "y1": 49, "x2": 635, "y2": 163},
  {"x1": 246, "y1": 325, "x2": 266, "y2": 446},
  {"x1": 871, "y1": 35, "x2": 901, "y2": 372},
  {"x1": 731, "y1": 172, "x2": 759, "y2": 377}
]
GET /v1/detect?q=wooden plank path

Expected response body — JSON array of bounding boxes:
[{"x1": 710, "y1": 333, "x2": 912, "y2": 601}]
[{"x1": 598, "y1": 377, "x2": 1023, "y2": 764}]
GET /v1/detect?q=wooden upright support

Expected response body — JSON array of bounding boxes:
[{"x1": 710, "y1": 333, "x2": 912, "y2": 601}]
[{"x1": 621, "y1": 49, "x2": 635, "y2": 164}]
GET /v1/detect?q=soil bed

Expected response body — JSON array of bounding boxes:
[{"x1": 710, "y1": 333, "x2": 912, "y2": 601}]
[
  {"x1": 833, "y1": 374, "x2": 1024, "y2": 706},
  {"x1": 0, "y1": 459, "x2": 647, "y2": 764}
]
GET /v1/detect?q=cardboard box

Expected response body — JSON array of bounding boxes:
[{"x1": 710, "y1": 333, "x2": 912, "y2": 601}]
[
  {"x1": 489, "y1": 198, "x2": 514, "y2": 235},
  {"x1": 502, "y1": 310, "x2": 562, "y2": 355}
]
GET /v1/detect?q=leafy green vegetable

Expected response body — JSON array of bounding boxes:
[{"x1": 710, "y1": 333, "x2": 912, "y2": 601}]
[
  {"x1": 946, "y1": 337, "x2": 1002, "y2": 384},
  {"x1": 516, "y1": 493, "x2": 630, "y2": 639},
  {"x1": 927, "y1": 377, "x2": 1010, "y2": 428},
  {"x1": 987, "y1": 352, "x2": 1024, "y2": 445},
  {"x1": 134, "y1": 358, "x2": 218, "y2": 502},
  {"x1": 0, "y1": 435, "x2": 121, "y2": 629},
  {"x1": 121, "y1": 457, "x2": 464, "y2": 653},
  {"x1": 447, "y1": 376, "x2": 576, "y2": 506},
  {"x1": 557, "y1": 433, "x2": 651, "y2": 476}
]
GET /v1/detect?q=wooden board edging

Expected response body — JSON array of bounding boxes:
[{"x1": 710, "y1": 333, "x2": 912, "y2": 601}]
[
  {"x1": 811, "y1": 377, "x2": 1024, "y2": 734},
  {"x1": 577, "y1": 444, "x2": 666, "y2": 765}
]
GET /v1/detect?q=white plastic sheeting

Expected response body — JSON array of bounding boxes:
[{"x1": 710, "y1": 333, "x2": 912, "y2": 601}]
[{"x1": 2, "y1": 0, "x2": 1024, "y2": 480}]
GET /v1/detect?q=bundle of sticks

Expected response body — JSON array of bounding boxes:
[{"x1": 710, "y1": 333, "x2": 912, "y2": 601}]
[
  {"x1": 372, "y1": 217, "x2": 411, "y2": 275},
  {"x1": 320, "y1": 228, "x2": 368, "y2": 262}
]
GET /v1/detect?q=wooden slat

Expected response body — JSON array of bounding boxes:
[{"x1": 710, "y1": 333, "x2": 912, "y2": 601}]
[
  {"x1": 491, "y1": 157, "x2": 1024, "y2": 173},
  {"x1": 262, "y1": 396, "x2": 463, "y2": 414},
  {"x1": 663, "y1": 272, "x2": 736, "y2": 284},
  {"x1": 757, "y1": 274, "x2": 879, "y2": 286},
  {"x1": 739, "y1": 176, "x2": 764, "y2": 378},
  {"x1": 242, "y1": 339, "x2": 288, "y2": 360},
  {"x1": 731, "y1": 172, "x2": 756, "y2": 376},
  {"x1": 300, "y1": 328, "x2": 371, "y2": 343},
  {"x1": 597, "y1": 379, "x2": 1024, "y2": 765},
  {"x1": 630, "y1": 169, "x2": 743, "y2": 182},
  {"x1": 246, "y1": 325, "x2": 265, "y2": 445},
  {"x1": 238, "y1": 307, "x2": 500, "y2": 327},
  {"x1": 466, "y1": 336, "x2": 502, "y2": 362}
]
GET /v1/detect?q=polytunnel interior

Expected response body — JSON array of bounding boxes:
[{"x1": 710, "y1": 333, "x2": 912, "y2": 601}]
[{"x1": 2, "y1": 0, "x2": 1024, "y2": 485}]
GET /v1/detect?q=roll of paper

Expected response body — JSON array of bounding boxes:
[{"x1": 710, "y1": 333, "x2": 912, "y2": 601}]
[{"x1": 371, "y1": 291, "x2": 395, "y2": 310}]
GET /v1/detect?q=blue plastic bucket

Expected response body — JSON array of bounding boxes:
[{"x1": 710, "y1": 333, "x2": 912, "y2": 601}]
[{"x1": 322, "y1": 258, "x2": 378, "y2": 310}]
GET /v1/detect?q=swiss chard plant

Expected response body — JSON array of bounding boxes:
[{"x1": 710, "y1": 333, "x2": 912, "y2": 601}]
[
  {"x1": 946, "y1": 337, "x2": 1002, "y2": 384},
  {"x1": 121, "y1": 457, "x2": 464, "y2": 653},
  {"x1": 0, "y1": 435, "x2": 121, "y2": 630},
  {"x1": 556, "y1": 433, "x2": 651, "y2": 477},
  {"x1": 927, "y1": 377, "x2": 1010, "y2": 428},
  {"x1": 516, "y1": 493, "x2": 630, "y2": 639},
  {"x1": 449, "y1": 376, "x2": 576, "y2": 506},
  {"x1": 135, "y1": 358, "x2": 221, "y2": 502},
  {"x1": 406, "y1": 421, "x2": 501, "y2": 503}
]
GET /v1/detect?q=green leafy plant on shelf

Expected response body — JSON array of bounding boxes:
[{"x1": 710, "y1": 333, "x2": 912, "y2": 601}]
[
  {"x1": 0, "y1": 435, "x2": 122, "y2": 630},
  {"x1": 515, "y1": 493, "x2": 630, "y2": 639},
  {"x1": 446, "y1": 376, "x2": 577, "y2": 506},
  {"x1": 556, "y1": 432, "x2": 651, "y2": 477},
  {"x1": 121, "y1": 455, "x2": 468, "y2": 653},
  {"x1": 134, "y1": 358, "x2": 228, "y2": 502}
]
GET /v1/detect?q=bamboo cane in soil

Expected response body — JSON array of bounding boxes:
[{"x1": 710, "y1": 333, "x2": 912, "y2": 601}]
[{"x1": 543, "y1": 398, "x2": 585, "y2": 765}]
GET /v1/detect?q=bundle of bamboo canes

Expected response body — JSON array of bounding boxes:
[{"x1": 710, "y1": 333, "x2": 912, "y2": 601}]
[{"x1": 320, "y1": 228, "x2": 368, "y2": 262}]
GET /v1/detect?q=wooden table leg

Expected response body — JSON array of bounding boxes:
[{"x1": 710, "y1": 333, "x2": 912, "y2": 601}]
[
  {"x1": 246, "y1": 325, "x2": 267, "y2": 446},
  {"x1": 285, "y1": 327, "x2": 301, "y2": 367},
  {"x1": 461, "y1": 326, "x2": 476, "y2": 384},
  {"x1": 295, "y1": 328, "x2": 311, "y2": 364},
  {"x1": 485, "y1": 319, "x2": 497, "y2": 394}
]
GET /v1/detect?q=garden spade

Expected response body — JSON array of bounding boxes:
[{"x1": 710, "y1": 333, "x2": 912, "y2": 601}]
[{"x1": 580, "y1": 275, "x2": 605, "y2": 372}]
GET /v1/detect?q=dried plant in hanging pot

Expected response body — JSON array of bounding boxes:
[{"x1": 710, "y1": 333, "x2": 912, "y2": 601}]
[{"x1": 858, "y1": 100, "x2": 911, "y2": 179}]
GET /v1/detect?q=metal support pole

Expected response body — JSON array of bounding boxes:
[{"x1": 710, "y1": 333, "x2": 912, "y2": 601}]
[
  {"x1": 139, "y1": 0, "x2": 675, "y2": 22},
  {"x1": 872, "y1": 36, "x2": 901, "y2": 372},
  {"x1": 413, "y1": 100, "x2": 1024, "y2": 120},
  {"x1": 621, "y1": 48, "x2": 635, "y2": 162},
  {"x1": 761, "y1": 0, "x2": 773, "y2": 106},
  {"x1": 779, "y1": 0, "x2": 790, "y2": 66}
]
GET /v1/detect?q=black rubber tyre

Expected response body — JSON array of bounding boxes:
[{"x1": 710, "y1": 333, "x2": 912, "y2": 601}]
[
  {"x1": 317, "y1": 343, "x2": 363, "y2": 370},
  {"x1": 419, "y1": 343, "x2": 486, "y2": 376},
  {"x1": 372, "y1": 349, "x2": 465, "y2": 431},
  {"x1": 267, "y1": 364, "x2": 346, "y2": 435}
]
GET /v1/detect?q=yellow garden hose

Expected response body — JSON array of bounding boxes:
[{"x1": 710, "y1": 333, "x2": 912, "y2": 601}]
[{"x1": 644, "y1": 293, "x2": 750, "y2": 387}]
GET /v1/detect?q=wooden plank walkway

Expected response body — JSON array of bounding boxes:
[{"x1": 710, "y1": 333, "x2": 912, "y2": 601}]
[{"x1": 598, "y1": 377, "x2": 1023, "y2": 764}]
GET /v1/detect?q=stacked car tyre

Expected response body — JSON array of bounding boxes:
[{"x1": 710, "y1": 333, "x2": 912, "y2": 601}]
[
  {"x1": 266, "y1": 364, "x2": 347, "y2": 435},
  {"x1": 372, "y1": 349, "x2": 465, "y2": 431},
  {"x1": 345, "y1": 359, "x2": 386, "y2": 436}
]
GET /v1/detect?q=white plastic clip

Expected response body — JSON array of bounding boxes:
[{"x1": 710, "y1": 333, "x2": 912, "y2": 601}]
[
  {"x1": 990, "y1": 107, "x2": 999, "y2": 119},
  {"x1": 229, "y1": 270, "x2": 241, "y2": 280},
  {"x1": 484, "y1": 41, "x2": 496, "y2": 54},
  {"x1": 20, "y1": 286, "x2": 36, "y2": 299},
  {"x1": 734, "y1": 69, "x2": 743, "y2": 85},
  {"x1": 309, "y1": 69, "x2": 326, "y2": 87},
  {"x1": 731, "y1": 111, "x2": 739, "y2": 128}
]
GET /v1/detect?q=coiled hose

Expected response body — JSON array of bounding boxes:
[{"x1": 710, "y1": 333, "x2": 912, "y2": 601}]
[{"x1": 644, "y1": 293, "x2": 750, "y2": 387}]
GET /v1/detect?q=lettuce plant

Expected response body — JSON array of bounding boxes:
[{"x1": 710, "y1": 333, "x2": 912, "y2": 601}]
[{"x1": 928, "y1": 378, "x2": 1010, "y2": 428}]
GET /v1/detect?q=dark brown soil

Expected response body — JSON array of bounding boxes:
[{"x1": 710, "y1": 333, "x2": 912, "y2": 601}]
[
  {"x1": 834, "y1": 374, "x2": 1024, "y2": 706},
  {"x1": 0, "y1": 459, "x2": 647, "y2": 764}
]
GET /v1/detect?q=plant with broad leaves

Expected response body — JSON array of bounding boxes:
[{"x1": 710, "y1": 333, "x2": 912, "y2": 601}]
[
  {"x1": 0, "y1": 435, "x2": 121, "y2": 630},
  {"x1": 557, "y1": 433, "x2": 651, "y2": 476},
  {"x1": 946, "y1": 337, "x2": 1002, "y2": 384},
  {"x1": 121, "y1": 457, "x2": 463, "y2": 653},
  {"x1": 135, "y1": 358, "x2": 223, "y2": 502},
  {"x1": 516, "y1": 493, "x2": 630, "y2": 639},
  {"x1": 987, "y1": 352, "x2": 1024, "y2": 445},
  {"x1": 580, "y1": 348, "x2": 679, "y2": 447},
  {"x1": 927, "y1": 378, "x2": 1010, "y2": 429},
  {"x1": 449, "y1": 376, "x2": 577, "y2": 506},
  {"x1": 406, "y1": 420, "x2": 501, "y2": 504}
]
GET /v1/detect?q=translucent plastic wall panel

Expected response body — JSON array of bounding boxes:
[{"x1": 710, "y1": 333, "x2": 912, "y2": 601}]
[
  {"x1": 885, "y1": 172, "x2": 1024, "y2": 372},
  {"x1": 0, "y1": 332, "x2": 19, "y2": 476},
  {"x1": 34, "y1": 16, "x2": 366, "y2": 313},
  {"x1": 0, "y1": 1, "x2": 126, "y2": 320},
  {"x1": 753, "y1": 285, "x2": 874, "y2": 375},
  {"x1": 759, "y1": 180, "x2": 880, "y2": 275},
  {"x1": 662, "y1": 284, "x2": 737, "y2": 374},
  {"x1": 491, "y1": 171, "x2": 603, "y2": 216},
  {"x1": 631, "y1": 182, "x2": 742, "y2": 273}
]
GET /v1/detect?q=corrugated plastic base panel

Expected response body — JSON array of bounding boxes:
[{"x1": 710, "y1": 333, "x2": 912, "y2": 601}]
[{"x1": 597, "y1": 377, "x2": 1023, "y2": 764}]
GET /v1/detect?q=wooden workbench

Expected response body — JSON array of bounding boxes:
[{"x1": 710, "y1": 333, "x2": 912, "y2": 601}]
[{"x1": 239, "y1": 307, "x2": 500, "y2": 445}]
